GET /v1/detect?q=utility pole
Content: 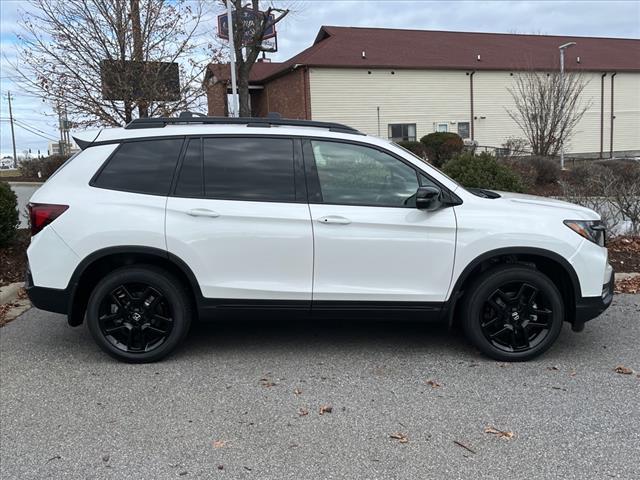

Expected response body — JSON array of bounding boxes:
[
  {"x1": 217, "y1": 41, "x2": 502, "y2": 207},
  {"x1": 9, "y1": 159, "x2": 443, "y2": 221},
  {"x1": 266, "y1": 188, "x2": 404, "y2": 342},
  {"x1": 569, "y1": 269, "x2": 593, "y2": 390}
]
[
  {"x1": 558, "y1": 41, "x2": 576, "y2": 170},
  {"x1": 226, "y1": 0, "x2": 239, "y2": 117},
  {"x1": 7, "y1": 91, "x2": 18, "y2": 169}
]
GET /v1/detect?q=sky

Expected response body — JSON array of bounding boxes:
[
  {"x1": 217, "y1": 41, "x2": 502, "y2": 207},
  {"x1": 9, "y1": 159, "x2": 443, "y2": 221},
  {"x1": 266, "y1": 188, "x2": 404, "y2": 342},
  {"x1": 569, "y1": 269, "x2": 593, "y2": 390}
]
[{"x1": 1, "y1": 0, "x2": 639, "y2": 158}]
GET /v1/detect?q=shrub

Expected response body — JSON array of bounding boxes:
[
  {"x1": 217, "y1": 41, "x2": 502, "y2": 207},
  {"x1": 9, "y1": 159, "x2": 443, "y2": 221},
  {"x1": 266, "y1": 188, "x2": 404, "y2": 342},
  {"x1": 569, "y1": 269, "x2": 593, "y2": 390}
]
[
  {"x1": 18, "y1": 154, "x2": 70, "y2": 180},
  {"x1": 0, "y1": 181, "x2": 19, "y2": 246},
  {"x1": 501, "y1": 137, "x2": 529, "y2": 156},
  {"x1": 530, "y1": 156, "x2": 561, "y2": 185},
  {"x1": 442, "y1": 152, "x2": 525, "y2": 193},
  {"x1": 397, "y1": 140, "x2": 426, "y2": 159},
  {"x1": 420, "y1": 132, "x2": 464, "y2": 167}
]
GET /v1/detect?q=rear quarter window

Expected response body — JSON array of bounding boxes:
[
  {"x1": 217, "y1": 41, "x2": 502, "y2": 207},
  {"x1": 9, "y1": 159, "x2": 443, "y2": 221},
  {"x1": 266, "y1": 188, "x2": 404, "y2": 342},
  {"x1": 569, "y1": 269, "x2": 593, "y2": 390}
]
[{"x1": 92, "y1": 138, "x2": 183, "y2": 195}]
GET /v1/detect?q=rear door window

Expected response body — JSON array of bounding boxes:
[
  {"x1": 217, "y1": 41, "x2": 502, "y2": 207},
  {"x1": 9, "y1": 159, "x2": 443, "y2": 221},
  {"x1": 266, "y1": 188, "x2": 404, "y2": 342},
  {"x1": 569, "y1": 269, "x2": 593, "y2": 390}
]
[
  {"x1": 93, "y1": 138, "x2": 183, "y2": 195},
  {"x1": 174, "y1": 137, "x2": 296, "y2": 202}
]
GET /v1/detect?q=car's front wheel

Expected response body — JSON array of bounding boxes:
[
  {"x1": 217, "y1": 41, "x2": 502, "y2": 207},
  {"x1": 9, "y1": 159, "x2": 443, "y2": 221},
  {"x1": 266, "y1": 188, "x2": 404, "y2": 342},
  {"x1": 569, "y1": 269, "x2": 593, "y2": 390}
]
[
  {"x1": 461, "y1": 265, "x2": 564, "y2": 361},
  {"x1": 86, "y1": 265, "x2": 192, "y2": 363}
]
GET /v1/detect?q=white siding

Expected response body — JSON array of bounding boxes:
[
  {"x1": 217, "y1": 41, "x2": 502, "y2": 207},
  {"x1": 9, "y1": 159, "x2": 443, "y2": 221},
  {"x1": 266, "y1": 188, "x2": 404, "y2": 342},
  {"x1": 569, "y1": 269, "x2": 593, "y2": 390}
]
[{"x1": 309, "y1": 68, "x2": 640, "y2": 155}]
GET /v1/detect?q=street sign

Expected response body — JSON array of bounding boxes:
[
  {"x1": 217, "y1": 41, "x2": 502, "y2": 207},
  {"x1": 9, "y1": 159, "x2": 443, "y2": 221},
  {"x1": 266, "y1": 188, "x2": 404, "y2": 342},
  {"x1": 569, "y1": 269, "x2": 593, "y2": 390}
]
[
  {"x1": 217, "y1": 8, "x2": 277, "y2": 46},
  {"x1": 100, "y1": 60, "x2": 180, "y2": 101}
]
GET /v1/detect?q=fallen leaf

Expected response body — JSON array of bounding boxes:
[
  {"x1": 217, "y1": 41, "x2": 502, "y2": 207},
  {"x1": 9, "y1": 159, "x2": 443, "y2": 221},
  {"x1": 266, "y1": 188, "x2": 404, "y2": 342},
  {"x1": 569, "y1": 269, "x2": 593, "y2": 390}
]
[
  {"x1": 614, "y1": 365, "x2": 633, "y2": 375},
  {"x1": 425, "y1": 380, "x2": 441, "y2": 388},
  {"x1": 547, "y1": 365, "x2": 559, "y2": 371},
  {"x1": 217, "y1": 465, "x2": 224, "y2": 470},
  {"x1": 102, "y1": 454, "x2": 109, "y2": 462},
  {"x1": 293, "y1": 388, "x2": 303, "y2": 395},
  {"x1": 298, "y1": 408, "x2": 309, "y2": 417},
  {"x1": 319, "y1": 405, "x2": 333, "y2": 415},
  {"x1": 484, "y1": 426, "x2": 514, "y2": 439},
  {"x1": 212, "y1": 440, "x2": 226, "y2": 448},
  {"x1": 389, "y1": 432, "x2": 409, "y2": 443},
  {"x1": 259, "y1": 378, "x2": 276, "y2": 387},
  {"x1": 570, "y1": 371, "x2": 577, "y2": 377},
  {"x1": 453, "y1": 440, "x2": 476, "y2": 454}
]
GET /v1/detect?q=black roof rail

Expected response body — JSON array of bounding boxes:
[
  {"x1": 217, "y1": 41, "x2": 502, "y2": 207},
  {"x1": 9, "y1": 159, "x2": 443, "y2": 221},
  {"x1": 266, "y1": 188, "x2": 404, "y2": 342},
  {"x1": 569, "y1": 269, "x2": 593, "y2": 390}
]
[{"x1": 124, "y1": 112, "x2": 364, "y2": 135}]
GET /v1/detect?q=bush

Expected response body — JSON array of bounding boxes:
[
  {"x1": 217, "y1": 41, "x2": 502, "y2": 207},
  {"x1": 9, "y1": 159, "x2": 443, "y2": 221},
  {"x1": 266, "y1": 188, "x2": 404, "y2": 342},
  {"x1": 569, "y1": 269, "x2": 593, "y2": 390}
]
[
  {"x1": 396, "y1": 140, "x2": 426, "y2": 159},
  {"x1": 442, "y1": 152, "x2": 525, "y2": 193},
  {"x1": 530, "y1": 156, "x2": 561, "y2": 185},
  {"x1": 420, "y1": 132, "x2": 464, "y2": 167},
  {"x1": 18, "y1": 154, "x2": 70, "y2": 180},
  {"x1": 0, "y1": 181, "x2": 19, "y2": 246},
  {"x1": 501, "y1": 137, "x2": 529, "y2": 156}
]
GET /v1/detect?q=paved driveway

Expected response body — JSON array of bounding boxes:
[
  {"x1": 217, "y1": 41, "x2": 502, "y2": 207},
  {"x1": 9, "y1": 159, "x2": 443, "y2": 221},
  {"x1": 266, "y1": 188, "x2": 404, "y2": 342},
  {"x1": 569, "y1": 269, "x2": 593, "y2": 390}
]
[{"x1": 1, "y1": 296, "x2": 639, "y2": 480}]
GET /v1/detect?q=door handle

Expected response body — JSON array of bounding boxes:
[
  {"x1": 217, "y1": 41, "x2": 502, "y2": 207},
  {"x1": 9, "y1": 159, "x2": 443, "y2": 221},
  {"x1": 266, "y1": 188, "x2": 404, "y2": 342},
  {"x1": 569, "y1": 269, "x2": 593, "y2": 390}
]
[
  {"x1": 316, "y1": 215, "x2": 351, "y2": 225},
  {"x1": 186, "y1": 208, "x2": 220, "y2": 218}
]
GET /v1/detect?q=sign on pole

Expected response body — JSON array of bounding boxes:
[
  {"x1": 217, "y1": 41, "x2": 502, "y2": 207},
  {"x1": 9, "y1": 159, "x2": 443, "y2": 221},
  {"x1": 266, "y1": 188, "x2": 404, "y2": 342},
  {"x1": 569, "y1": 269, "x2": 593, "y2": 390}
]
[{"x1": 217, "y1": 8, "x2": 277, "y2": 46}]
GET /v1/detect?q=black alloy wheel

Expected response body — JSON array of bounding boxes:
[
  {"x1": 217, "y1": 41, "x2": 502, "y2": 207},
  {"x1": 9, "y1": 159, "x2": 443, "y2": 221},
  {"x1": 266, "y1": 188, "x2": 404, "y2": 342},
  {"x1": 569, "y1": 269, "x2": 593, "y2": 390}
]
[
  {"x1": 462, "y1": 265, "x2": 564, "y2": 361},
  {"x1": 480, "y1": 281, "x2": 553, "y2": 353},
  {"x1": 86, "y1": 266, "x2": 191, "y2": 363},
  {"x1": 98, "y1": 283, "x2": 174, "y2": 354}
]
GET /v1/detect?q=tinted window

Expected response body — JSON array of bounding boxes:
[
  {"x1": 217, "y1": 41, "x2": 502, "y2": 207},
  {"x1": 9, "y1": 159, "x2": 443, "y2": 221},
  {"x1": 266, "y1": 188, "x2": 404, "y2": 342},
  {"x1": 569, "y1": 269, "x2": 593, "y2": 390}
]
[
  {"x1": 94, "y1": 138, "x2": 183, "y2": 195},
  {"x1": 202, "y1": 138, "x2": 295, "y2": 202},
  {"x1": 311, "y1": 141, "x2": 419, "y2": 207},
  {"x1": 174, "y1": 138, "x2": 203, "y2": 197}
]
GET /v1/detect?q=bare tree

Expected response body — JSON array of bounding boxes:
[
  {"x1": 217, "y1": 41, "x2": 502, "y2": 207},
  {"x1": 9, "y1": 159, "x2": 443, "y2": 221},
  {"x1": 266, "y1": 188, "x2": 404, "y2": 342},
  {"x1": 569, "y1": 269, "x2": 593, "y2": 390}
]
[
  {"x1": 12, "y1": 0, "x2": 220, "y2": 127},
  {"x1": 507, "y1": 70, "x2": 590, "y2": 157},
  {"x1": 225, "y1": 0, "x2": 289, "y2": 117}
]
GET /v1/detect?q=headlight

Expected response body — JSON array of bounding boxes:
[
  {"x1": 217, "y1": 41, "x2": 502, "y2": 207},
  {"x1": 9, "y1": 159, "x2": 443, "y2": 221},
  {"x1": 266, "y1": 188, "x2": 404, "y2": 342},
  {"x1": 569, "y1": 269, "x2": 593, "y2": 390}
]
[{"x1": 564, "y1": 220, "x2": 606, "y2": 246}]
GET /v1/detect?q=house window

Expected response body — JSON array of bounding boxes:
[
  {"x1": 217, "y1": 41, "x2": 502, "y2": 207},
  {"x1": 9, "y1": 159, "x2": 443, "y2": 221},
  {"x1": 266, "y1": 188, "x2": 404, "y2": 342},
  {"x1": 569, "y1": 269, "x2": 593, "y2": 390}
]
[
  {"x1": 388, "y1": 124, "x2": 416, "y2": 142},
  {"x1": 436, "y1": 123, "x2": 448, "y2": 132},
  {"x1": 457, "y1": 122, "x2": 470, "y2": 139}
]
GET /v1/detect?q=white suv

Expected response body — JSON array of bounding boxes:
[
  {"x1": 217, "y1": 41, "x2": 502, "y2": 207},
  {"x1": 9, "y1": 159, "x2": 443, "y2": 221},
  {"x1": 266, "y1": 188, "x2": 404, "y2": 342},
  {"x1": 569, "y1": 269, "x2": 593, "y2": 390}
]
[{"x1": 25, "y1": 114, "x2": 614, "y2": 363}]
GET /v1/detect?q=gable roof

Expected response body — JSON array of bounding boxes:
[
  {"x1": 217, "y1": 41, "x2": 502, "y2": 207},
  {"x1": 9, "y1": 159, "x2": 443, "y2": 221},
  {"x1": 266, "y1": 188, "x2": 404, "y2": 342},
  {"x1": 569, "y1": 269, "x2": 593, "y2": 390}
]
[{"x1": 207, "y1": 26, "x2": 640, "y2": 84}]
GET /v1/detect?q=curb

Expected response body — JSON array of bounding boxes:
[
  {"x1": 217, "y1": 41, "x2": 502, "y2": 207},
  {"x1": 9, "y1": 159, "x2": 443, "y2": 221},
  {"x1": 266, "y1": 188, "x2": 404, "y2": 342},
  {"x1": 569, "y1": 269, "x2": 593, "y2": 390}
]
[
  {"x1": 0, "y1": 282, "x2": 24, "y2": 304},
  {"x1": 615, "y1": 272, "x2": 640, "y2": 281}
]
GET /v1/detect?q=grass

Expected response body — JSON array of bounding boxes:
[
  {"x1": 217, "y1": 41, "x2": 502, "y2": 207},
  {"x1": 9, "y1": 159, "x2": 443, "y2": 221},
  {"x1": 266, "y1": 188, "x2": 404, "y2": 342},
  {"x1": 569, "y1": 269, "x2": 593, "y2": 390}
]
[{"x1": 0, "y1": 170, "x2": 20, "y2": 178}]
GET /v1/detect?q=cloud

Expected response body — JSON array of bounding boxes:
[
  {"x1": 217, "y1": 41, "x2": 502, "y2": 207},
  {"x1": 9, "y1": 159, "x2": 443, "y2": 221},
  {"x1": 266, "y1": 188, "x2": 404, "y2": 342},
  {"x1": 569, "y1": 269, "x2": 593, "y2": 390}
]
[{"x1": 1, "y1": 0, "x2": 638, "y2": 157}]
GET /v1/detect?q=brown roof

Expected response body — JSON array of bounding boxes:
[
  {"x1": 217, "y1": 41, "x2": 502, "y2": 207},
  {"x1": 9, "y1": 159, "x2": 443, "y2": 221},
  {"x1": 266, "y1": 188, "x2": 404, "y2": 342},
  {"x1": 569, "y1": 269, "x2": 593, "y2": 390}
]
[{"x1": 207, "y1": 26, "x2": 640, "y2": 83}]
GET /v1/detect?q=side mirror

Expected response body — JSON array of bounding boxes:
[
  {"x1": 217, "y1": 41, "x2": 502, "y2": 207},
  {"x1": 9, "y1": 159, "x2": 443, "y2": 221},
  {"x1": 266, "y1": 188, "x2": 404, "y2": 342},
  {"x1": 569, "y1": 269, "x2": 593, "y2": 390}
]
[{"x1": 415, "y1": 186, "x2": 442, "y2": 211}]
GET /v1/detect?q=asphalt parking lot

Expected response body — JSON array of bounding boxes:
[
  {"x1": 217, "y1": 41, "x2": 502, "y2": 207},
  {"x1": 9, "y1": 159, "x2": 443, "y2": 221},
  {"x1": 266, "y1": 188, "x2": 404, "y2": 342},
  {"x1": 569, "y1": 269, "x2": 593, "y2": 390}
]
[{"x1": 1, "y1": 296, "x2": 639, "y2": 480}]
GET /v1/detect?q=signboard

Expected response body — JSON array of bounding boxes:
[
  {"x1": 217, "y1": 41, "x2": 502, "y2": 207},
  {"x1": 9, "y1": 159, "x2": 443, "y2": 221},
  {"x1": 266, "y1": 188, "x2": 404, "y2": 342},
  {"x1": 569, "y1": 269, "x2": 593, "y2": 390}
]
[
  {"x1": 217, "y1": 8, "x2": 277, "y2": 47},
  {"x1": 100, "y1": 60, "x2": 180, "y2": 101}
]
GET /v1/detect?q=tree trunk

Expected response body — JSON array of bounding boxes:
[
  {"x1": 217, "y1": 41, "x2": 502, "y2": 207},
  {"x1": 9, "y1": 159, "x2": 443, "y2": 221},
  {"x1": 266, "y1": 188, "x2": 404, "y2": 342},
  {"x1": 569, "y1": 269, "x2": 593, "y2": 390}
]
[
  {"x1": 237, "y1": 64, "x2": 251, "y2": 117},
  {"x1": 130, "y1": 0, "x2": 148, "y2": 118}
]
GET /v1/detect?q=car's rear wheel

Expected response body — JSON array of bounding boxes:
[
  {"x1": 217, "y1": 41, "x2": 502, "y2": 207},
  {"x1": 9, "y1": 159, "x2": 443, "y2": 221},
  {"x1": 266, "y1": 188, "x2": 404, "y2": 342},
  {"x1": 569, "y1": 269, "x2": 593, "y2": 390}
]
[
  {"x1": 86, "y1": 266, "x2": 192, "y2": 363},
  {"x1": 461, "y1": 265, "x2": 564, "y2": 361}
]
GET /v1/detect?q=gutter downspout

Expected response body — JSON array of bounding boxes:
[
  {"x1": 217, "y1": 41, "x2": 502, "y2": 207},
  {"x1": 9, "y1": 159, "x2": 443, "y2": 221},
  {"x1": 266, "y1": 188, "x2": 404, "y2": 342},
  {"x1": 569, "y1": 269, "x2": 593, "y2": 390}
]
[
  {"x1": 610, "y1": 72, "x2": 617, "y2": 159},
  {"x1": 469, "y1": 71, "x2": 475, "y2": 141},
  {"x1": 600, "y1": 73, "x2": 606, "y2": 159}
]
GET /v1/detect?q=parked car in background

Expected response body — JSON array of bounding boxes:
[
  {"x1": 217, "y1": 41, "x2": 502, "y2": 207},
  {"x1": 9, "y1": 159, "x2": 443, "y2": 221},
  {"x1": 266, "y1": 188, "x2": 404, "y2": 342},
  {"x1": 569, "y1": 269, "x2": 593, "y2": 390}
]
[{"x1": 25, "y1": 114, "x2": 613, "y2": 362}]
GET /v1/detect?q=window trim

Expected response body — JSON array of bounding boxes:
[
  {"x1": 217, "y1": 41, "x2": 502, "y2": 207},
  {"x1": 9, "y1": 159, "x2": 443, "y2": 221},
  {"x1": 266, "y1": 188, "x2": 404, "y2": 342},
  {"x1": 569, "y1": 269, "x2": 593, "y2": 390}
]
[
  {"x1": 169, "y1": 134, "x2": 307, "y2": 204},
  {"x1": 301, "y1": 137, "x2": 460, "y2": 209},
  {"x1": 387, "y1": 123, "x2": 417, "y2": 142},
  {"x1": 89, "y1": 136, "x2": 186, "y2": 197}
]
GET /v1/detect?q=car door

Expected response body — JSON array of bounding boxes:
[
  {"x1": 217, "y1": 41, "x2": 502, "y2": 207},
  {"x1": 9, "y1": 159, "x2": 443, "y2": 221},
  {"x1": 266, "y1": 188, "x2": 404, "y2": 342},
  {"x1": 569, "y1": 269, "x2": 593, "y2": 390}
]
[
  {"x1": 304, "y1": 139, "x2": 457, "y2": 304},
  {"x1": 165, "y1": 136, "x2": 313, "y2": 304}
]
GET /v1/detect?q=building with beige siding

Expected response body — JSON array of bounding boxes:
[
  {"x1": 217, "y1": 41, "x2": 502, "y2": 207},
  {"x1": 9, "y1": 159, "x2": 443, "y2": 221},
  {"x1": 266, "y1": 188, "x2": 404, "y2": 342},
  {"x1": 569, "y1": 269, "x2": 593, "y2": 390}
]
[{"x1": 205, "y1": 26, "x2": 640, "y2": 157}]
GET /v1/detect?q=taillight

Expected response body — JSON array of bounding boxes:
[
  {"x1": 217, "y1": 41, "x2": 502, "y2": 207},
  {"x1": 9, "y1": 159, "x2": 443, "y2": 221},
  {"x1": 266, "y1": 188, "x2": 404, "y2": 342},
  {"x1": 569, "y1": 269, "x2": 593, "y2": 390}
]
[{"x1": 28, "y1": 203, "x2": 68, "y2": 236}]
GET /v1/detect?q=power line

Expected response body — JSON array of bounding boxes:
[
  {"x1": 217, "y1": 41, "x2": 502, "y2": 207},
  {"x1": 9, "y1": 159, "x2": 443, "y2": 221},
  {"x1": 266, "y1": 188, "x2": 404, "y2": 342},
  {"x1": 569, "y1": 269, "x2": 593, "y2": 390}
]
[{"x1": 11, "y1": 121, "x2": 58, "y2": 142}]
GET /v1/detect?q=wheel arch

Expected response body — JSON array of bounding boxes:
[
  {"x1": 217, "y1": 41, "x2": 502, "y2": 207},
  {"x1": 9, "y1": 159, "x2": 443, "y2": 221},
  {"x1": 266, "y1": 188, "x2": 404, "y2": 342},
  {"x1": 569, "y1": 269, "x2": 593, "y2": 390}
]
[
  {"x1": 66, "y1": 246, "x2": 201, "y2": 326},
  {"x1": 446, "y1": 247, "x2": 581, "y2": 328}
]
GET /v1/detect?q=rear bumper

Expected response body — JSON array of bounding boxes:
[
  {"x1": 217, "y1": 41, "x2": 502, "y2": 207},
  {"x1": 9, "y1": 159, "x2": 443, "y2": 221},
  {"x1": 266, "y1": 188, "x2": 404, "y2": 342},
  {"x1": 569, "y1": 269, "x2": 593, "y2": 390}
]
[
  {"x1": 572, "y1": 267, "x2": 614, "y2": 331},
  {"x1": 25, "y1": 267, "x2": 69, "y2": 314}
]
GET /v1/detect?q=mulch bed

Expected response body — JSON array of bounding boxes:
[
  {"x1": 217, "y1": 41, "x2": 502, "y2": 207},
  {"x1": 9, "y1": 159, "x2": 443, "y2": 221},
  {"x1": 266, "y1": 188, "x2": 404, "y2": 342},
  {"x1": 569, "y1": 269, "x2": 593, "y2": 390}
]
[
  {"x1": 607, "y1": 236, "x2": 640, "y2": 273},
  {"x1": 0, "y1": 229, "x2": 29, "y2": 287}
]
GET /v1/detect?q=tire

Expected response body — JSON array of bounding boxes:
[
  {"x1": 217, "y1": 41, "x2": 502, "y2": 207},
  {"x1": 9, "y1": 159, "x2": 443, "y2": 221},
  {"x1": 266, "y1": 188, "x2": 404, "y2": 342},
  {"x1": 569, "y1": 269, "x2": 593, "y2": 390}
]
[
  {"x1": 86, "y1": 265, "x2": 192, "y2": 363},
  {"x1": 461, "y1": 265, "x2": 564, "y2": 362}
]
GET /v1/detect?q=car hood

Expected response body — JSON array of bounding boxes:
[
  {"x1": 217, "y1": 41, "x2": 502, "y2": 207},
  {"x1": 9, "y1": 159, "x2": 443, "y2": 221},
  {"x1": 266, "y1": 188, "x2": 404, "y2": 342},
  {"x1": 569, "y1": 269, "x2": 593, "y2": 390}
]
[{"x1": 493, "y1": 191, "x2": 600, "y2": 220}]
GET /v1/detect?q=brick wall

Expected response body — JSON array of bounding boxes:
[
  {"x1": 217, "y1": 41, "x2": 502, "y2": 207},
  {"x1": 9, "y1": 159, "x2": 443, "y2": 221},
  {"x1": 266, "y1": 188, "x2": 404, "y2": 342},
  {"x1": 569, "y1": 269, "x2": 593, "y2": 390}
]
[
  {"x1": 252, "y1": 68, "x2": 310, "y2": 119},
  {"x1": 206, "y1": 82, "x2": 228, "y2": 116}
]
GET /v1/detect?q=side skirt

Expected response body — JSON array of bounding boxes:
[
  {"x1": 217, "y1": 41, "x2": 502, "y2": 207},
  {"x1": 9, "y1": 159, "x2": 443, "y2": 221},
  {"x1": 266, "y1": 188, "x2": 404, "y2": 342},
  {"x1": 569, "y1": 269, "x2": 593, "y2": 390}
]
[{"x1": 197, "y1": 299, "x2": 445, "y2": 322}]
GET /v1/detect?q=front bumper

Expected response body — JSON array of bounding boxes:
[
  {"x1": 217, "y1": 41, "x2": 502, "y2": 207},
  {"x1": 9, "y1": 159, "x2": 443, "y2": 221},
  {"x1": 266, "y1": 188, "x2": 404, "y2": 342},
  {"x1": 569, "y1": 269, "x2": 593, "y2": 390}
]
[
  {"x1": 572, "y1": 267, "x2": 615, "y2": 332},
  {"x1": 25, "y1": 266, "x2": 69, "y2": 314}
]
